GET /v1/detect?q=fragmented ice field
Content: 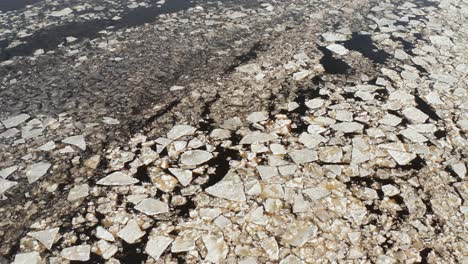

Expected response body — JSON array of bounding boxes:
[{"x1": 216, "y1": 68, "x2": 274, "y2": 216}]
[{"x1": 0, "y1": 0, "x2": 467, "y2": 263}]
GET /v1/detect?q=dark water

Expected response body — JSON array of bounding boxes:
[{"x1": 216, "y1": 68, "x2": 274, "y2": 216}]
[
  {"x1": 0, "y1": 0, "x2": 194, "y2": 61},
  {"x1": 317, "y1": 46, "x2": 352, "y2": 74},
  {"x1": 340, "y1": 33, "x2": 390, "y2": 64},
  {"x1": 0, "y1": 0, "x2": 41, "y2": 12}
]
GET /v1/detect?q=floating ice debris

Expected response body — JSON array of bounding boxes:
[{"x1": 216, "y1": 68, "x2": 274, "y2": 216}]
[
  {"x1": 203, "y1": 235, "x2": 228, "y2": 262},
  {"x1": 402, "y1": 107, "x2": 429, "y2": 123},
  {"x1": 0, "y1": 178, "x2": 17, "y2": 195},
  {"x1": 0, "y1": 165, "x2": 18, "y2": 179},
  {"x1": 326, "y1": 44, "x2": 349, "y2": 55},
  {"x1": 240, "y1": 132, "x2": 277, "y2": 144},
  {"x1": 96, "y1": 226, "x2": 115, "y2": 242},
  {"x1": 260, "y1": 237, "x2": 279, "y2": 260},
  {"x1": 12, "y1": 252, "x2": 41, "y2": 264},
  {"x1": 387, "y1": 150, "x2": 416, "y2": 165},
  {"x1": 146, "y1": 236, "x2": 173, "y2": 260},
  {"x1": 97, "y1": 171, "x2": 139, "y2": 186},
  {"x1": 50, "y1": 8, "x2": 73, "y2": 17},
  {"x1": 289, "y1": 149, "x2": 317, "y2": 164},
  {"x1": 67, "y1": 184, "x2": 89, "y2": 201},
  {"x1": 180, "y1": 150, "x2": 213, "y2": 166},
  {"x1": 305, "y1": 98, "x2": 325, "y2": 109},
  {"x1": 1, "y1": 114, "x2": 30, "y2": 128},
  {"x1": 37, "y1": 141, "x2": 56, "y2": 151},
  {"x1": 167, "y1": 125, "x2": 197, "y2": 140},
  {"x1": 28, "y1": 227, "x2": 60, "y2": 250},
  {"x1": 103, "y1": 117, "x2": 120, "y2": 125},
  {"x1": 321, "y1": 32, "x2": 348, "y2": 42},
  {"x1": 96, "y1": 240, "x2": 118, "y2": 259},
  {"x1": 62, "y1": 135, "x2": 86, "y2": 150},
  {"x1": 247, "y1": 111, "x2": 268, "y2": 123},
  {"x1": 226, "y1": 11, "x2": 247, "y2": 19},
  {"x1": 170, "y1": 85, "x2": 185, "y2": 91},
  {"x1": 26, "y1": 162, "x2": 51, "y2": 183},
  {"x1": 134, "y1": 198, "x2": 169, "y2": 215},
  {"x1": 168, "y1": 168, "x2": 193, "y2": 186},
  {"x1": 0, "y1": 128, "x2": 20, "y2": 138},
  {"x1": 293, "y1": 70, "x2": 311, "y2": 81},
  {"x1": 429, "y1": 35, "x2": 454, "y2": 46},
  {"x1": 117, "y1": 219, "x2": 145, "y2": 244},
  {"x1": 205, "y1": 171, "x2": 246, "y2": 202},
  {"x1": 60, "y1": 245, "x2": 90, "y2": 261}
]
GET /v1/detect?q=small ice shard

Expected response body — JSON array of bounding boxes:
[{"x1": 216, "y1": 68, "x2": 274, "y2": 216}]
[
  {"x1": 1, "y1": 114, "x2": 30, "y2": 128},
  {"x1": 26, "y1": 162, "x2": 51, "y2": 183},
  {"x1": 96, "y1": 240, "x2": 118, "y2": 259},
  {"x1": 167, "y1": 125, "x2": 197, "y2": 140},
  {"x1": 293, "y1": 70, "x2": 311, "y2": 81},
  {"x1": 28, "y1": 227, "x2": 60, "y2": 250},
  {"x1": 180, "y1": 150, "x2": 213, "y2": 166},
  {"x1": 97, "y1": 171, "x2": 139, "y2": 186},
  {"x1": 145, "y1": 236, "x2": 173, "y2": 260},
  {"x1": 62, "y1": 135, "x2": 86, "y2": 150},
  {"x1": 134, "y1": 198, "x2": 169, "y2": 215},
  {"x1": 60, "y1": 245, "x2": 90, "y2": 261}
]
